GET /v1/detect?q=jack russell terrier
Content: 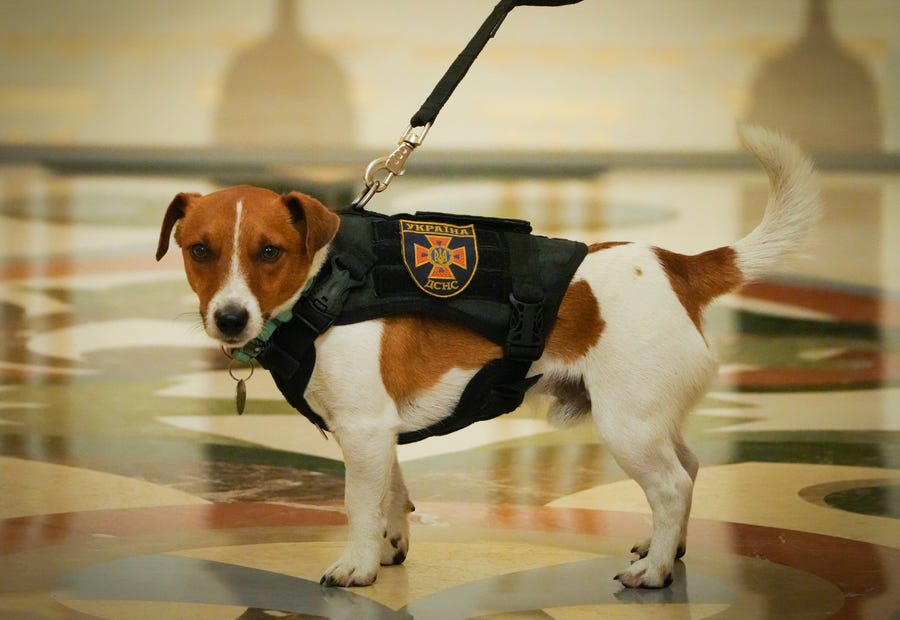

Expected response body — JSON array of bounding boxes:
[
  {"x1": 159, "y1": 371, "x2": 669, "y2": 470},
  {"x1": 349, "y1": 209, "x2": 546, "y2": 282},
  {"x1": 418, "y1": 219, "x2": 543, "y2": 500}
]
[{"x1": 156, "y1": 125, "x2": 819, "y2": 588}]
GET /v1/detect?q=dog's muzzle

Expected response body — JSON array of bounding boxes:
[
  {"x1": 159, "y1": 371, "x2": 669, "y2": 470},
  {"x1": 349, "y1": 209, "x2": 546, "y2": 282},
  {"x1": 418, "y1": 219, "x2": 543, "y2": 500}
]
[{"x1": 214, "y1": 304, "x2": 250, "y2": 339}]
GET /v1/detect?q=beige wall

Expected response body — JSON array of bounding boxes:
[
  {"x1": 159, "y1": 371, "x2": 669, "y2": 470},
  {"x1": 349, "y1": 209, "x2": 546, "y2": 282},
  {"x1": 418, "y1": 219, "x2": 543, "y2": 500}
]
[{"x1": 1, "y1": 0, "x2": 897, "y2": 152}]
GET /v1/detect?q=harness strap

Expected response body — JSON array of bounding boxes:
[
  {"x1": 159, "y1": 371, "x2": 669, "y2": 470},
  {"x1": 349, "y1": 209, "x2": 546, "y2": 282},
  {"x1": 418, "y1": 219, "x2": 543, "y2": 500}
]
[
  {"x1": 505, "y1": 232, "x2": 545, "y2": 362},
  {"x1": 294, "y1": 251, "x2": 372, "y2": 335},
  {"x1": 255, "y1": 246, "x2": 377, "y2": 434},
  {"x1": 396, "y1": 231, "x2": 548, "y2": 444},
  {"x1": 397, "y1": 358, "x2": 539, "y2": 444}
]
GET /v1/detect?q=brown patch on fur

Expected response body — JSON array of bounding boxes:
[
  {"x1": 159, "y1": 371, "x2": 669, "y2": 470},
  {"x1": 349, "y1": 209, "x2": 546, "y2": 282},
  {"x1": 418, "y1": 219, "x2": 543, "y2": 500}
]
[
  {"x1": 238, "y1": 191, "x2": 338, "y2": 318},
  {"x1": 545, "y1": 279, "x2": 604, "y2": 362},
  {"x1": 654, "y1": 245, "x2": 744, "y2": 333},
  {"x1": 588, "y1": 241, "x2": 631, "y2": 253},
  {"x1": 169, "y1": 189, "x2": 247, "y2": 318},
  {"x1": 380, "y1": 316, "x2": 501, "y2": 403},
  {"x1": 239, "y1": 195, "x2": 311, "y2": 318},
  {"x1": 381, "y1": 280, "x2": 603, "y2": 401}
]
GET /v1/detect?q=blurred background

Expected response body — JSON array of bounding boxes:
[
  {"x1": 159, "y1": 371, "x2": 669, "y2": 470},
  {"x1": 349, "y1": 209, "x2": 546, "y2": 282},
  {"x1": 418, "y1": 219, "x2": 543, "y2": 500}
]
[
  {"x1": 1, "y1": 3, "x2": 899, "y2": 616},
  {"x1": 0, "y1": 0, "x2": 896, "y2": 154}
]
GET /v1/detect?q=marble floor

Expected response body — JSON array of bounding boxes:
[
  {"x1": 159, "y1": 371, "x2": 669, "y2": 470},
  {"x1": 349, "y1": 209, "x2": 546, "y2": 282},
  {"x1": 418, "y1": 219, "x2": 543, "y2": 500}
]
[{"x1": 0, "y1": 165, "x2": 898, "y2": 619}]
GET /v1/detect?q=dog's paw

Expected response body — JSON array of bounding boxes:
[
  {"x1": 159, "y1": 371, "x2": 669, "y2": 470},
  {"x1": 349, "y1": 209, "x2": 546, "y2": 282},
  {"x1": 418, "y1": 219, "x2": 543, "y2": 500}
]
[
  {"x1": 320, "y1": 555, "x2": 379, "y2": 588},
  {"x1": 380, "y1": 528, "x2": 409, "y2": 566},
  {"x1": 614, "y1": 557, "x2": 673, "y2": 589}
]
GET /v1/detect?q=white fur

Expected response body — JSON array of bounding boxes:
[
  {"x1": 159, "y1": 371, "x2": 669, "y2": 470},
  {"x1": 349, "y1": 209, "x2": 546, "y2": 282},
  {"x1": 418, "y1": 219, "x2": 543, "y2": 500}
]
[
  {"x1": 733, "y1": 124, "x2": 821, "y2": 279},
  {"x1": 187, "y1": 125, "x2": 820, "y2": 589},
  {"x1": 206, "y1": 200, "x2": 264, "y2": 345}
]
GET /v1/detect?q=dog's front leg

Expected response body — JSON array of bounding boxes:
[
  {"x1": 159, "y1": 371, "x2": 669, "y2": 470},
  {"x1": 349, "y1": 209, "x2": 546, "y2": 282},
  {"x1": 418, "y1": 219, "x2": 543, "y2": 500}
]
[
  {"x1": 380, "y1": 452, "x2": 413, "y2": 566},
  {"x1": 321, "y1": 424, "x2": 398, "y2": 587}
]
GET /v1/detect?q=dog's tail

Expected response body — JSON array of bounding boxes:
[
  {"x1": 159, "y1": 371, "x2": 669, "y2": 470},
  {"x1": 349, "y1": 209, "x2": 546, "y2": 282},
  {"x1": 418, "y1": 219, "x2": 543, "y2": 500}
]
[
  {"x1": 656, "y1": 125, "x2": 821, "y2": 310},
  {"x1": 730, "y1": 123, "x2": 821, "y2": 281},
  {"x1": 548, "y1": 126, "x2": 819, "y2": 429}
]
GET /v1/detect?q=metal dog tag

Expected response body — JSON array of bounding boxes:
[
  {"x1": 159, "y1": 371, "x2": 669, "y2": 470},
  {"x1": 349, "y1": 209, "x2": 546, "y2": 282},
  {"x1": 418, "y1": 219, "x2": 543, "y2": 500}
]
[
  {"x1": 235, "y1": 379, "x2": 247, "y2": 415},
  {"x1": 228, "y1": 357, "x2": 254, "y2": 416}
]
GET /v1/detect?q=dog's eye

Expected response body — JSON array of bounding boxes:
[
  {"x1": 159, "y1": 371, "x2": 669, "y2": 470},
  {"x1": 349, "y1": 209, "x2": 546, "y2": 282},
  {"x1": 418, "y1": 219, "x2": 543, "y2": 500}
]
[
  {"x1": 260, "y1": 245, "x2": 283, "y2": 263},
  {"x1": 189, "y1": 243, "x2": 212, "y2": 261}
]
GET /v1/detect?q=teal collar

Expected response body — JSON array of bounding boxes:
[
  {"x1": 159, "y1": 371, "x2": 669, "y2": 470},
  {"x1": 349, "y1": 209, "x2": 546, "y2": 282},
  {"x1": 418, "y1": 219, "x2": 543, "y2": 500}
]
[
  {"x1": 230, "y1": 271, "x2": 323, "y2": 363},
  {"x1": 230, "y1": 306, "x2": 294, "y2": 364}
]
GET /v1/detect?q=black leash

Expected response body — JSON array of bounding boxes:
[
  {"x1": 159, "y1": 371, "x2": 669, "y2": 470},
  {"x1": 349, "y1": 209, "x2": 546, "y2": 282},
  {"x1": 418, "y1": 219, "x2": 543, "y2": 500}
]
[{"x1": 352, "y1": 0, "x2": 583, "y2": 208}]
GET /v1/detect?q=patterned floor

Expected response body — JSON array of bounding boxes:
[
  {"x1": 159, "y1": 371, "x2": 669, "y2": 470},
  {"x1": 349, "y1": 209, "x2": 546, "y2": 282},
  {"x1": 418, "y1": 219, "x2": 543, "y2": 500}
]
[{"x1": 0, "y1": 168, "x2": 897, "y2": 619}]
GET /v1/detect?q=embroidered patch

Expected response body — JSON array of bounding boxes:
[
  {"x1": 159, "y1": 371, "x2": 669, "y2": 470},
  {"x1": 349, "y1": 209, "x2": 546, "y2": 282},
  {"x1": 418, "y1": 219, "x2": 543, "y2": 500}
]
[{"x1": 400, "y1": 219, "x2": 478, "y2": 298}]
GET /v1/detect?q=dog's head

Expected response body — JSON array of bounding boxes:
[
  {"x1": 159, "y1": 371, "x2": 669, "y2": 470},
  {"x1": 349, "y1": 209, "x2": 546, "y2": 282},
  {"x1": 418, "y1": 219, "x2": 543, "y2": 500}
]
[{"x1": 156, "y1": 185, "x2": 340, "y2": 347}]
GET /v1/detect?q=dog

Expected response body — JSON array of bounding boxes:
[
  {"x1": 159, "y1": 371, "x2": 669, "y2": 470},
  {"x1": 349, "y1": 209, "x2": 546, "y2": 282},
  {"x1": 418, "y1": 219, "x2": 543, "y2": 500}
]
[{"x1": 156, "y1": 125, "x2": 819, "y2": 588}]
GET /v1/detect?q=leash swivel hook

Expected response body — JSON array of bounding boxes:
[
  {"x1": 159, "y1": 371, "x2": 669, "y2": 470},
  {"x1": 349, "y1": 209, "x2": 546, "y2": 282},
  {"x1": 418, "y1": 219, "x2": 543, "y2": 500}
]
[{"x1": 352, "y1": 124, "x2": 430, "y2": 209}]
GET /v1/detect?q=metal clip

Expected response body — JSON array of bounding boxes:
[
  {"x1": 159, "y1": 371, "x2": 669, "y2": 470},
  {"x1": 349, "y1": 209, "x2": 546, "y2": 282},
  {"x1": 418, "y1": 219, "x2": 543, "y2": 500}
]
[
  {"x1": 400, "y1": 123, "x2": 430, "y2": 147},
  {"x1": 353, "y1": 123, "x2": 431, "y2": 209}
]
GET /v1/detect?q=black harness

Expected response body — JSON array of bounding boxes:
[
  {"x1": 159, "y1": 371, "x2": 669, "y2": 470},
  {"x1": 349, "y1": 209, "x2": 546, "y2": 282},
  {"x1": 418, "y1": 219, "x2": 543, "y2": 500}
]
[
  {"x1": 238, "y1": 208, "x2": 586, "y2": 444},
  {"x1": 231, "y1": 1, "x2": 588, "y2": 442}
]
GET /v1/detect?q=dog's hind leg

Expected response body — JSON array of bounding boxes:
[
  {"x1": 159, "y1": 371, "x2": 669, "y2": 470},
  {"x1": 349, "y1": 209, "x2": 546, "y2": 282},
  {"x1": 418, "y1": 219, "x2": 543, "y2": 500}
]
[
  {"x1": 674, "y1": 433, "x2": 699, "y2": 558},
  {"x1": 380, "y1": 452, "x2": 413, "y2": 566},
  {"x1": 630, "y1": 430, "x2": 698, "y2": 562},
  {"x1": 592, "y1": 398, "x2": 695, "y2": 589}
]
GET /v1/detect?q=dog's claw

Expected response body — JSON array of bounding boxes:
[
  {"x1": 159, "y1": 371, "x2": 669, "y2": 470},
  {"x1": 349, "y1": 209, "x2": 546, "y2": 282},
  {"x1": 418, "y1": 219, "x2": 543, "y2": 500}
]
[{"x1": 320, "y1": 561, "x2": 377, "y2": 588}]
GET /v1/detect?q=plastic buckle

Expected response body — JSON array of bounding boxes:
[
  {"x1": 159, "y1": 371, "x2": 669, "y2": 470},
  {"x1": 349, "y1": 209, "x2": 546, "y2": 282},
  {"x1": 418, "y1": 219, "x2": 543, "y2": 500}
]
[
  {"x1": 506, "y1": 293, "x2": 545, "y2": 361},
  {"x1": 296, "y1": 256, "x2": 365, "y2": 334}
]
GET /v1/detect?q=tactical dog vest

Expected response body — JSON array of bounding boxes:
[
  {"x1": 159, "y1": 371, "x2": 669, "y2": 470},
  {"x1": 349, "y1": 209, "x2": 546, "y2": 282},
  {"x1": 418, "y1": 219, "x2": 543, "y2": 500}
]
[{"x1": 238, "y1": 208, "x2": 587, "y2": 444}]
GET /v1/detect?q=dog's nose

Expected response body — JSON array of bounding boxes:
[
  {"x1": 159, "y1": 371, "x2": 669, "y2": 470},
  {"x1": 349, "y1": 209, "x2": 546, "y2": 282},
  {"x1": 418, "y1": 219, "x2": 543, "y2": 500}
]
[{"x1": 214, "y1": 305, "x2": 249, "y2": 337}]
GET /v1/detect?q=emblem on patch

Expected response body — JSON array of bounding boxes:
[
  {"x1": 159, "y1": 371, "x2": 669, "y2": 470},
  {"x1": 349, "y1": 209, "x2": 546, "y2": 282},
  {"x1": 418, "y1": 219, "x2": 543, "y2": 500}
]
[{"x1": 400, "y1": 219, "x2": 478, "y2": 298}]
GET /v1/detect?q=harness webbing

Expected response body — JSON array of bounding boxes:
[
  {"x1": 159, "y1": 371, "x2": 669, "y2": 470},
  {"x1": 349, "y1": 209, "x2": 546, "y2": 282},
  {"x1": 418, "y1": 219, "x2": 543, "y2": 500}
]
[{"x1": 236, "y1": 209, "x2": 587, "y2": 444}]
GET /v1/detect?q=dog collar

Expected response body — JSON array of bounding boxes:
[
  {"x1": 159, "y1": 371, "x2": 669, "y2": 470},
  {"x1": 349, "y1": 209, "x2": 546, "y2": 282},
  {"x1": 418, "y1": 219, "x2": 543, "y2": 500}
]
[
  {"x1": 228, "y1": 249, "x2": 367, "y2": 364},
  {"x1": 229, "y1": 306, "x2": 294, "y2": 364}
]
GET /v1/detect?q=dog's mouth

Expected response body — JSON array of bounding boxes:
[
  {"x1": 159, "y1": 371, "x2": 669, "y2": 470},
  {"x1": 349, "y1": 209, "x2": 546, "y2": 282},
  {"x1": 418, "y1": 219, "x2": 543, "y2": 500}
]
[{"x1": 217, "y1": 334, "x2": 252, "y2": 347}]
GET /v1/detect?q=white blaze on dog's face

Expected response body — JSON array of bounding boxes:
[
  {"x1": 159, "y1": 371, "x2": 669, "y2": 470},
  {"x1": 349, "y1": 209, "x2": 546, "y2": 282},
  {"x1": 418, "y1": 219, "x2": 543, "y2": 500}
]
[{"x1": 156, "y1": 185, "x2": 340, "y2": 347}]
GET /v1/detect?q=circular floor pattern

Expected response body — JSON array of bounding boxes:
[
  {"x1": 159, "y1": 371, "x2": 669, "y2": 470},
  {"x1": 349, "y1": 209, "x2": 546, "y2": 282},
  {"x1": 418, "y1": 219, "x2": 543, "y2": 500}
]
[
  {"x1": 824, "y1": 483, "x2": 900, "y2": 519},
  {"x1": 17, "y1": 502, "x2": 892, "y2": 619}
]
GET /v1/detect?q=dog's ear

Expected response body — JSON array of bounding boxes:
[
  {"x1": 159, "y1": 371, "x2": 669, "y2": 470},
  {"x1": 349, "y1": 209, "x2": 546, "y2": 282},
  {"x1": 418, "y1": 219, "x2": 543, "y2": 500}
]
[
  {"x1": 156, "y1": 192, "x2": 199, "y2": 261},
  {"x1": 282, "y1": 192, "x2": 340, "y2": 259}
]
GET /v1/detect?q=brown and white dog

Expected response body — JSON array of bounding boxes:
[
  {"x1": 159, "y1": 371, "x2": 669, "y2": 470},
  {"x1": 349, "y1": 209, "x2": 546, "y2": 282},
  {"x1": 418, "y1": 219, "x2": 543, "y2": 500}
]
[{"x1": 156, "y1": 125, "x2": 819, "y2": 588}]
